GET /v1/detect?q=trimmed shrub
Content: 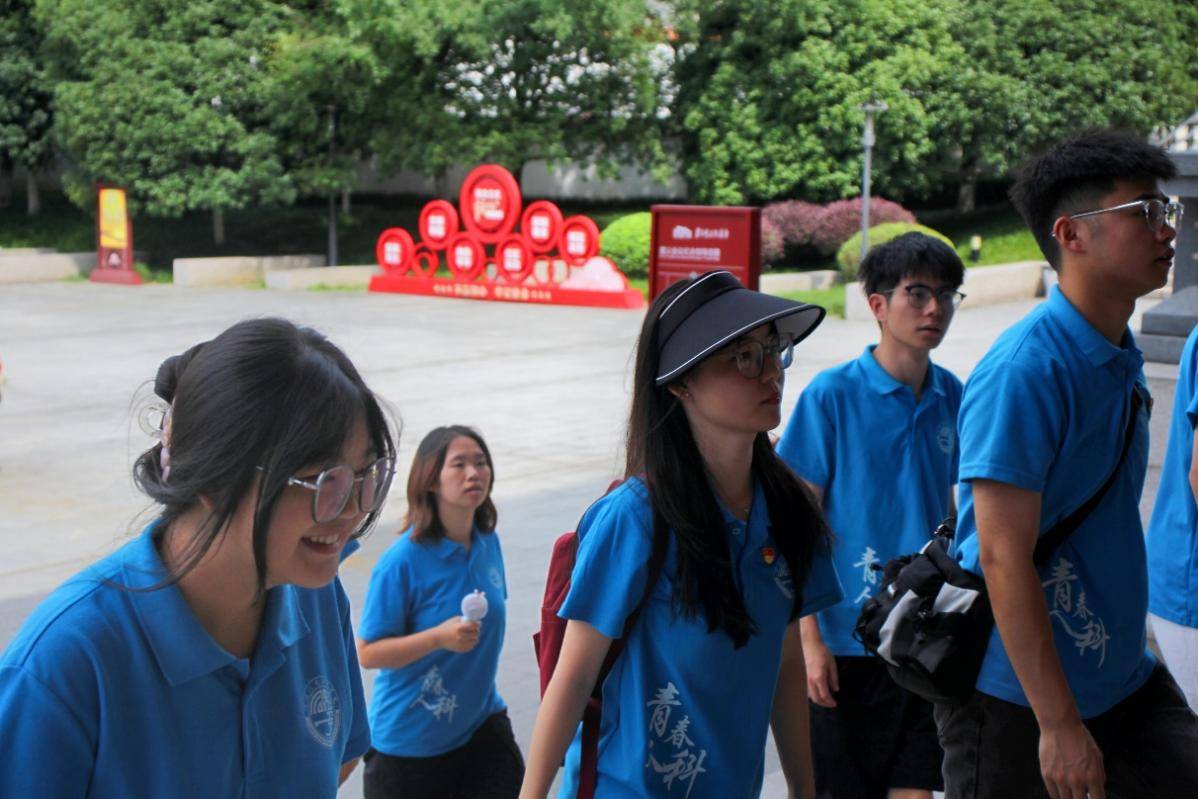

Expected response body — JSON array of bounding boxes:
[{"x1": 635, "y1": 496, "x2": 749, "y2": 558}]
[
  {"x1": 763, "y1": 200, "x2": 822, "y2": 264},
  {"x1": 599, "y1": 212, "x2": 652, "y2": 278},
  {"x1": 761, "y1": 216, "x2": 784, "y2": 266},
  {"x1": 811, "y1": 197, "x2": 916, "y2": 258},
  {"x1": 836, "y1": 223, "x2": 955, "y2": 282}
]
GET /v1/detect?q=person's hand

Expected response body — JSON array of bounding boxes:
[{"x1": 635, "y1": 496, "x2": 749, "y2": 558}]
[
  {"x1": 1038, "y1": 719, "x2": 1105, "y2": 799},
  {"x1": 803, "y1": 639, "x2": 838, "y2": 708},
  {"x1": 433, "y1": 616, "x2": 481, "y2": 653}
]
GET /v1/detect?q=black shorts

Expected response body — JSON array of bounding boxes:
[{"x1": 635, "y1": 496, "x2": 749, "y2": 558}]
[
  {"x1": 810, "y1": 655, "x2": 944, "y2": 798},
  {"x1": 363, "y1": 711, "x2": 524, "y2": 799}
]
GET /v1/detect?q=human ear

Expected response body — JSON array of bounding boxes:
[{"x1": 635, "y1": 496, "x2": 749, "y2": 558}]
[
  {"x1": 1052, "y1": 216, "x2": 1087, "y2": 255},
  {"x1": 667, "y1": 381, "x2": 691, "y2": 401},
  {"x1": 867, "y1": 292, "x2": 889, "y2": 324}
]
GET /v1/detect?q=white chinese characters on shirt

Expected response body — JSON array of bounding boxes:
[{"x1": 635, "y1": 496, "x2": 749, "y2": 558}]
[
  {"x1": 409, "y1": 665, "x2": 459, "y2": 722},
  {"x1": 1043, "y1": 556, "x2": 1110, "y2": 667},
  {"x1": 645, "y1": 682, "x2": 708, "y2": 797},
  {"x1": 852, "y1": 546, "x2": 881, "y2": 605}
]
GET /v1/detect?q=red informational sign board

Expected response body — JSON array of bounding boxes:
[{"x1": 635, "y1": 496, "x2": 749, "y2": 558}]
[
  {"x1": 92, "y1": 185, "x2": 141, "y2": 285},
  {"x1": 648, "y1": 205, "x2": 761, "y2": 300},
  {"x1": 370, "y1": 164, "x2": 643, "y2": 310}
]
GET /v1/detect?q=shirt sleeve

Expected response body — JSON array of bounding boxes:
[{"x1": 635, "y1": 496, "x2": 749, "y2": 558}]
[
  {"x1": 357, "y1": 547, "x2": 411, "y2": 642},
  {"x1": 957, "y1": 359, "x2": 1063, "y2": 492},
  {"x1": 0, "y1": 665, "x2": 95, "y2": 797},
  {"x1": 777, "y1": 379, "x2": 836, "y2": 491},
  {"x1": 799, "y1": 543, "x2": 844, "y2": 616},
  {"x1": 335, "y1": 580, "x2": 372, "y2": 763},
  {"x1": 559, "y1": 485, "x2": 656, "y2": 640},
  {"x1": 494, "y1": 534, "x2": 509, "y2": 601},
  {"x1": 948, "y1": 372, "x2": 964, "y2": 484}
]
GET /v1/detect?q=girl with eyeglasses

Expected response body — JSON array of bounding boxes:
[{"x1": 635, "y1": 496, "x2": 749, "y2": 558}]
[
  {"x1": 520, "y1": 270, "x2": 843, "y2": 799},
  {"x1": 0, "y1": 318, "x2": 397, "y2": 797},
  {"x1": 357, "y1": 425, "x2": 522, "y2": 799}
]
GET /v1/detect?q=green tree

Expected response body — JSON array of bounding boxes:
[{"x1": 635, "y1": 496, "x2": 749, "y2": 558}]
[
  {"x1": 0, "y1": 0, "x2": 54, "y2": 214},
  {"x1": 347, "y1": 0, "x2": 671, "y2": 185},
  {"x1": 35, "y1": 0, "x2": 315, "y2": 244},
  {"x1": 671, "y1": 0, "x2": 964, "y2": 205},
  {"x1": 941, "y1": 0, "x2": 1198, "y2": 211}
]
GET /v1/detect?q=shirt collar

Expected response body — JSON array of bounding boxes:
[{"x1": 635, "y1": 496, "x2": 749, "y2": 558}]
[
  {"x1": 124, "y1": 522, "x2": 310, "y2": 687},
  {"x1": 857, "y1": 345, "x2": 945, "y2": 398},
  {"x1": 1046, "y1": 285, "x2": 1142, "y2": 369},
  {"x1": 428, "y1": 527, "x2": 480, "y2": 559}
]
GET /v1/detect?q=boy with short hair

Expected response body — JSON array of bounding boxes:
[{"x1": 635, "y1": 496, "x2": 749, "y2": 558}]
[
  {"x1": 942, "y1": 130, "x2": 1198, "y2": 798},
  {"x1": 778, "y1": 231, "x2": 965, "y2": 799}
]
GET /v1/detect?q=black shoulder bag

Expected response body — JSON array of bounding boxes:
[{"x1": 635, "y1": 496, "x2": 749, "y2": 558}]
[{"x1": 854, "y1": 387, "x2": 1143, "y2": 703}]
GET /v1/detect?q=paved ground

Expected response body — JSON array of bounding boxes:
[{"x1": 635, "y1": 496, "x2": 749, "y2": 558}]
[{"x1": 0, "y1": 281, "x2": 1177, "y2": 797}]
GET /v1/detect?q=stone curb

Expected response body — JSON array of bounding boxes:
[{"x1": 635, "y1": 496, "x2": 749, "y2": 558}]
[
  {"x1": 264, "y1": 265, "x2": 378, "y2": 290},
  {"x1": 172, "y1": 254, "x2": 326, "y2": 287}
]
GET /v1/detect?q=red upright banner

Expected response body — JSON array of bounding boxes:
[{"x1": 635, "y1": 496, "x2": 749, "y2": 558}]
[
  {"x1": 370, "y1": 165, "x2": 643, "y2": 310},
  {"x1": 91, "y1": 186, "x2": 141, "y2": 285},
  {"x1": 648, "y1": 205, "x2": 761, "y2": 301}
]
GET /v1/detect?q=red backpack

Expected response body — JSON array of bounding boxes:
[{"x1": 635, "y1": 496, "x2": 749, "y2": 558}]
[{"x1": 532, "y1": 481, "x2": 668, "y2": 798}]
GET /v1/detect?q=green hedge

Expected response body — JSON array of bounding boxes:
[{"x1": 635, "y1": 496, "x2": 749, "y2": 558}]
[
  {"x1": 600, "y1": 212, "x2": 652, "y2": 278},
  {"x1": 836, "y1": 223, "x2": 954, "y2": 282}
]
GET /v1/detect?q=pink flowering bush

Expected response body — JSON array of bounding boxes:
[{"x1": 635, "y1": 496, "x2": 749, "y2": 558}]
[
  {"x1": 763, "y1": 200, "x2": 823, "y2": 265},
  {"x1": 760, "y1": 216, "x2": 785, "y2": 266},
  {"x1": 810, "y1": 198, "x2": 916, "y2": 258}
]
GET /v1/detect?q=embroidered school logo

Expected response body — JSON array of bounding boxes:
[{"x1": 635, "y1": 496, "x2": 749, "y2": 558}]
[
  {"x1": 936, "y1": 424, "x2": 954, "y2": 455},
  {"x1": 645, "y1": 682, "x2": 708, "y2": 797},
  {"x1": 760, "y1": 546, "x2": 776, "y2": 566},
  {"x1": 303, "y1": 676, "x2": 341, "y2": 748},
  {"x1": 489, "y1": 566, "x2": 503, "y2": 590},
  {"x1": 409, "y1": 665, "x2": 459, "y2": 722},
  {"x1": 773, "y1": 558, "x2": 794, "y2": 600},
  {"x1": 1043, "y1": 556, "x2": 1110, "y2": 667}
]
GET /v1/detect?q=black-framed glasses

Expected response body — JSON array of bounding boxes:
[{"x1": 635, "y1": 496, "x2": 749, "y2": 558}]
[
  {"x1": 1067, "y1": 198, "x2": 1183, "y2": 233},
  {"x1": 882, "y1": 284, "x2": 966, "y2": 310},
  {"x1": 729, "y1": 333, "x2": 795, "y2": 379},
  {"x1": 276, "y1": 457, "x2": 396, "y2": 523}
]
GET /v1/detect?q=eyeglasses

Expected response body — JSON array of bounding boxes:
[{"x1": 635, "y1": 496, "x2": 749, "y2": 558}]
[
  {"x1": 881, "y1": 284, "x2": 966, "y2": 310},
  {"x1": 273, "y1": 457, "x2": 395, "y2": 523},
  {"x1": 728, "y1": 333, "x2": 795, "y2": 379},
  {"x1": 1067, "y1": 198, "x2": 1183, "y2": 233}
]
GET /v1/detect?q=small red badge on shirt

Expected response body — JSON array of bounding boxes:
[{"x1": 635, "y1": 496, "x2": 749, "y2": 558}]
[{"x1": 761, "y1": 547, "x2": 776, "y2": 566}]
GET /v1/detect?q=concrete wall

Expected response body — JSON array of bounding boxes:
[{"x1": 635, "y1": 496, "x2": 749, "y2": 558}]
[
  {"x1": 264, "y1": 265, "x2": 377, "y2": 291},
  {"x1": 173, "y1": 254, "x2": 326, "y2": 287},
  {"x1": 0, "y1": 251, "x2": 92, "y2": 284},
  {"x1": 355, "y1": 159, "x2": 687, "y2": 202}
]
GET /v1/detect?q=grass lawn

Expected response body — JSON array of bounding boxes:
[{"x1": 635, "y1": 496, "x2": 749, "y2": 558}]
[{"x1": 920, "y1": 205, "x2": 1042, "y2": 266}]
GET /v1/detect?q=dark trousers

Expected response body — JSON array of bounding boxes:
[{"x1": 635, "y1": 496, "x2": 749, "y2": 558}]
[
  {"x1": 363, "y1": 711, "x2": 524, "y2": 799},
  {"x1": 934, "y1": 663, "x2": 1198, "y2": 798}
]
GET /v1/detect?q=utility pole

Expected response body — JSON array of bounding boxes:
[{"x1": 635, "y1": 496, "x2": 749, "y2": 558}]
[
  {"x1": 327, "y1": 105, "x2": 338, "y2": 267},
  {"x1": 859, "y1": 99, "x2": 888, "y2": 266}
]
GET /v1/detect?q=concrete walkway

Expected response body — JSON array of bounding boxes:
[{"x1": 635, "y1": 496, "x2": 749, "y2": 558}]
[{"x1": 0, "y1": 282, "x2": 1175, "y2": 798}]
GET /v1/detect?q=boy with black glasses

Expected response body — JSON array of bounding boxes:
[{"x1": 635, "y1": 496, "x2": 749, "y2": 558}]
[
  {"x1": 939, "y1": 130, "x2": 1198, "y2": 798},
  {"x1": 778, "y1": 232, "x2": 965, "y2": 799}
]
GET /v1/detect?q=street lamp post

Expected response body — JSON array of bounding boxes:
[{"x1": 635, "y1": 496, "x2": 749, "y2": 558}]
[
  {"x1": 859, "y1": 99, "x2": 888, "y2": 266},
  {"x1": 327, "y1": 105, "x2": 338, "y2": 268}
]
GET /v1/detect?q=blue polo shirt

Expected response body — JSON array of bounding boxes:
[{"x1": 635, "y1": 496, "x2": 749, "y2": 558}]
[
  {"x1": 557, "y1": 478, "x2": 842, "y2": 798},
  {"x1": 778, "y1": 346, "x2": 962, "y2": 656},
  {"x1": 0, "y1": 523, "x2": 370, "y2": 798},
  {"x1": 359, "y1": 526, "x2": 508, "y2": 757},
  {"x1": 953, "y1": 286, "x2": 1154, "y2": 719},
  {"x1": 1147, "y1": 324, "x2": 1198, "y2": 628}
]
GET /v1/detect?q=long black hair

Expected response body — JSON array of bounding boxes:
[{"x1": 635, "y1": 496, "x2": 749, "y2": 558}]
[
  {"x1": 132, "y1": 317, "x2": 397, "y2": 593},
  {"x1": 625, "y1": 280, "x2": 830, "y2": 648}
]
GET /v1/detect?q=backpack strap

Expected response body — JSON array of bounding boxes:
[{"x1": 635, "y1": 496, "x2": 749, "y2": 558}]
[
  {"x1": 577, "y1": 509, "x2": 669, "y2": 799},
  {"x1": 1032, "y1": 386, "x2": 1142, "y2": 569}
]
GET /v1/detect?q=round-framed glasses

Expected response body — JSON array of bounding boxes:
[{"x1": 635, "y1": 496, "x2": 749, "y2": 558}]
[
  {"x1": 882, "y1": 284, "x2": 967, "y2": 310},
  {"x1": 729, "y1": 333, "x2": 795, "y2": 379},
  {"x1": 1067, "y1": 198, "x2": 1183, "y2": 233},
  {"x1": 284, "y1": 456, "x2": 396, "y2": 523}
]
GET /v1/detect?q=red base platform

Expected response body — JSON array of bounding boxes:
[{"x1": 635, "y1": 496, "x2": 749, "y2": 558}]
[
  {"x1": 369, "y1": 274, "x2": 644, "y2": 310},
  {"x1": 90, "y1": 268, "x2": 142, "y2": 285}
]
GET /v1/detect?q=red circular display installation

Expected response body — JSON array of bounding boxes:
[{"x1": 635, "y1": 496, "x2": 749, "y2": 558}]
[
  {"x1": 376, "y1": 228, "x2": 416, "y2": 274},
  {"x1": 459, "y1": 165, "x2": 522, "y2": 244},
  {"x1": 520, "y1": 201, "x2": 565, "y2": 254},
  {"x1": 419, "y1": 200, "x2": 460, "y2": 250},
  {"x1": 558, "y1": 216, "x2": 601, "y2": 265},
  {"x1": 446, "y1": 233, "x2": 486, "y2": 280}
]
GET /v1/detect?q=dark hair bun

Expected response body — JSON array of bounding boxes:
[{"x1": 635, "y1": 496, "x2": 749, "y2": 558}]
[{"x1": 154, "y1": 342, "x2": 206, "y2": 403}]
